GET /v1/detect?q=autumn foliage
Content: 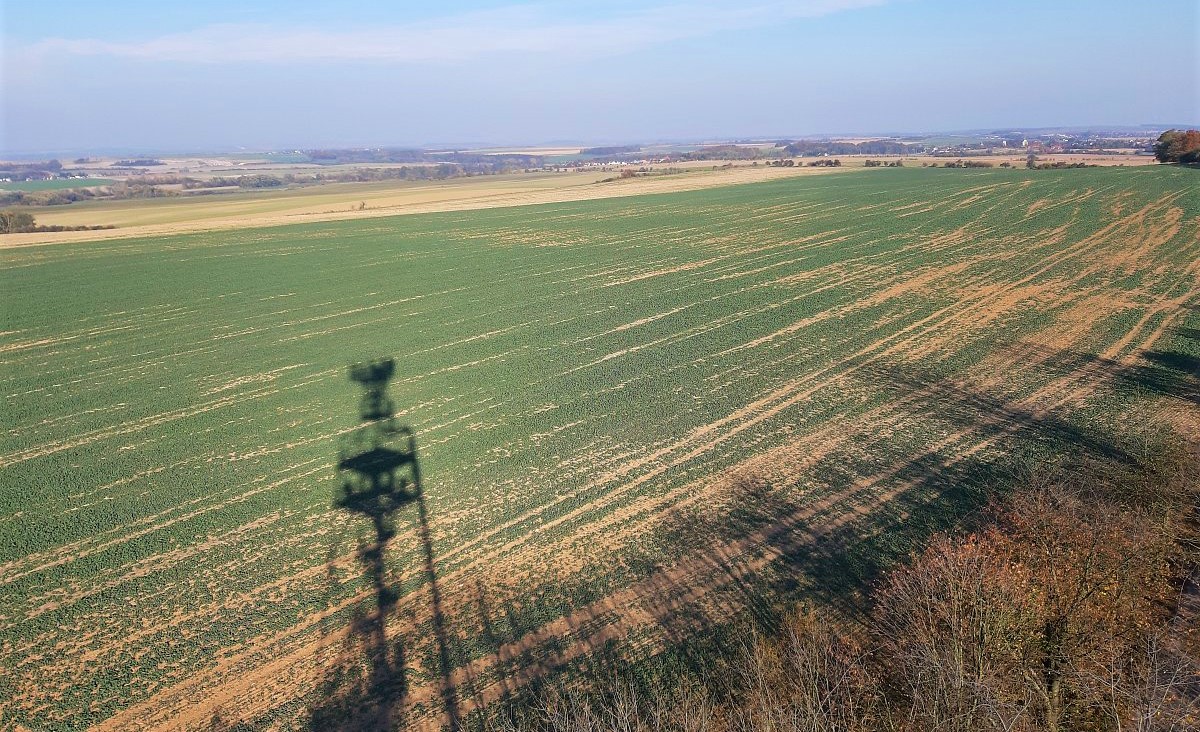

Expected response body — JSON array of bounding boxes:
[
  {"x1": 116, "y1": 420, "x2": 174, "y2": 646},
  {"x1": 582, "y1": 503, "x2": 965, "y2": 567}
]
[
  {"x1": 487, "y1": 439, "x2": 1199, "y2": 732},
  {"x1": 1153, "y1": 130, "x2": 1200, "y2": 164},
  {"x1": 877, "y1": 486, "x2": 1181, "y2": 732}
]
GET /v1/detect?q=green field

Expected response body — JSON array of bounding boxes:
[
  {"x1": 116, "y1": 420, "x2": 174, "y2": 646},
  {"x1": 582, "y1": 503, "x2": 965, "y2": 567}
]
[
  {"x1": 1, "y1": 167, "x2": 1197, "y2": 731},
  {"x1": 0, "y1": 178, "x2": 115, "y2": 192}
]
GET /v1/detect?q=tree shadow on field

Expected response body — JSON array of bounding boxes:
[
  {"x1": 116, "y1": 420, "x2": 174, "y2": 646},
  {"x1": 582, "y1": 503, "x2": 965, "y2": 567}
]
[
  {"x1": 475, "y1": 358, "x2": 1122, "y2": 720},
  {"x1": 759, "y1": 345, "x2": 1196, "y2": 609},
  {"x1": 307, "y1": 358, "x2": 461, "y2": 731},
  {"x1": 480, "y1": 348, "x2": 1166, "y2": 715},
  {"x1": 1013, "y1": 338, "x2": 1200, "y2": 407},
  {"x1": 315, "y1": 327, "x2": 1197, "y2": 727},
  {"x1": 208, "y1": 708, "x2": 267, "y2": 732}
]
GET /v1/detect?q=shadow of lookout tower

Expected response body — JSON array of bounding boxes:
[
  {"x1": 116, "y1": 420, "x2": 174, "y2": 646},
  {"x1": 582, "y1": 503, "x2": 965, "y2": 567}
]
[
  {"x1": 336, "y1": 358, "x2": 419, "y2": 606},
  {"x1": 315, "y1": 358, "x2": 459, "y2": 730}
]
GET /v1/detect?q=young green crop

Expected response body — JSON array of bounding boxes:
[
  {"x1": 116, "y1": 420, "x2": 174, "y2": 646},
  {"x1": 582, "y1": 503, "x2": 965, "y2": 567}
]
[{"x1": 1, "y1": 166, "x2": 1197, "y2": 730}]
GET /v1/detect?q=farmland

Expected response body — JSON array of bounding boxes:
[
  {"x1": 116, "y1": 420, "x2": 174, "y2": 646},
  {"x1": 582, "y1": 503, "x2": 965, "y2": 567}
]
[
  {"x1": 0, "y1": 162, "x2": 835, "y2": 246},
  {"x1": 1, "y1": 166, "x2": 1197, "y2": 730},
  {"x1": 0, "y1": 178, "x2": 116, "y2": 192}
]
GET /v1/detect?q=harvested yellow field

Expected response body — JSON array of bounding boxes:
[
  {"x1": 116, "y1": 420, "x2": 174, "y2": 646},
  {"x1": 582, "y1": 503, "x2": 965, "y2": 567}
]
[{"x1": 4, "y1": 164, "x2": 839, "y2": 247}]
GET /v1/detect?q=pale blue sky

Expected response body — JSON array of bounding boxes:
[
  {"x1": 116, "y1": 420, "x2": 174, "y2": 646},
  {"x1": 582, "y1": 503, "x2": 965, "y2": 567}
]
[{"x1": 2, "y1": 0, "x2": 1197, "y2": 154}]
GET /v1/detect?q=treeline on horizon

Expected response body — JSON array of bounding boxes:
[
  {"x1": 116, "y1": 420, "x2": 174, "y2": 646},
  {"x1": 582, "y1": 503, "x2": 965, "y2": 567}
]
[
  {"x1": 783, "y1": 139, "x2": 921, "y2": 156},
  {"x1": 581, "y1": 145, "x2": 643, "y2": 156},
  {"x1": 303, "y1": 148, "x2": 544, "y2": 168},
  {"x1": 664, "y1": 140, "x2": 922, "y2": 162}
]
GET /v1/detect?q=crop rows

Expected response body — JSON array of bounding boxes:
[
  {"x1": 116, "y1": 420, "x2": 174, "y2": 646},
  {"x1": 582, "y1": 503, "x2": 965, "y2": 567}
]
[{"x1": 1, "y1": 167, "x2": 1197, "y2": 730}]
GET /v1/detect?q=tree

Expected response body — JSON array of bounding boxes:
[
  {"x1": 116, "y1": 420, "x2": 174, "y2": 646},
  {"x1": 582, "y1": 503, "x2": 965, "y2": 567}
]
[
  {"x1": 875, "y1": 484, "x2": 1174, "y2": 732},
  {"x1": 1153, "y1": 130, "x2": 1200, "y2": 163},
  {"x1": 735, "y1": 611, "x2": 879, "y2": 732},
  {"x1": 875, "y1": 532, "x2": 1040, "y2": 732},
  {"x1": 994, "y1": 486, "x2": 1171, "y2": 732},
  {"x1": 0, "y1": 210, "x2": 35, "y2": 233}
]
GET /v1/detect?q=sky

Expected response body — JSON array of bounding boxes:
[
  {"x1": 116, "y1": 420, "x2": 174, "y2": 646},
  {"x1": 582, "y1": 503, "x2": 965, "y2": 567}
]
[{"x1": 2, "y1": 0, "x2": 1197, "y2": 154}]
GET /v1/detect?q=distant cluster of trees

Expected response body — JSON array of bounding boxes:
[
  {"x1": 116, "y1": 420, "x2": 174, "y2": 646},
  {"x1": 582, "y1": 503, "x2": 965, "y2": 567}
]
[
  {"x1": 0, "y1": 159, "x2": 63, "y2": 181},
  {"x1": 1028, "y1": 161, "x2": 1093, "y2": 170},
  {"x1": 1154, "y1": 130, "x2": 1200, "y2": 164},
  {"x1": 783, "y1": 139, "x2": 923, "y2": 156},
  {"x1": 598, "y1": 166, "x2": 684, "y2": 183},
  {"x1": 1024, "y1": 154, "x2": 1094, "y2": 170},
  {"x1": 675, "y1": 140, "x2": 922, "y2": 162},
  {"x1": 112, "y1": 159, "x2": 165, "y2": 167},
  {"x1": 0, "y1": 188, "x2": 101, "y2": 206},
  {"x1": 678, "y1": 145, "x2": 766, "y2": 161},
  {"x1": 307, "y1": 163, "x2": 494, "y2": 181},
  {"x1": 307, "y1": 148, "x2": 426, "y2": 163},
  {"x1": 864, "y1": 159, "x2": 904, "y2": 167},
  {"x1": 745, "y1": 158, "x2": 839, "y2": 167},
  {"x1": 302, "y1": 147, "x2": 543, "y2": 169},
  {"x1": 581, "y1": 145, "x2": 641, "y2": 156},
  {"x1": 941, "y1": 159, "x2": 995, "y2": 168},
  {"x1": 229, "y1": 174, "x2": 284, "y2": 188}
]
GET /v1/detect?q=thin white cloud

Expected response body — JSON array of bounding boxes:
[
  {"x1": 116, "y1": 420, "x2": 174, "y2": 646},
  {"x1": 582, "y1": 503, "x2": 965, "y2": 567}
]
[{"x1": 19, "y1": 1, "x2": 890, "y2": 64}]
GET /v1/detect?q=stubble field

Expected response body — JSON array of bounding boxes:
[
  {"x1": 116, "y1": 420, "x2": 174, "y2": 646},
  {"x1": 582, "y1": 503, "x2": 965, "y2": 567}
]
[
  {"x1": 1, "y1": 163, "x2": 832, "y2": 247},
  {"x1": 1, "y1": 166, "x2": 1197, "y2": 730}
]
